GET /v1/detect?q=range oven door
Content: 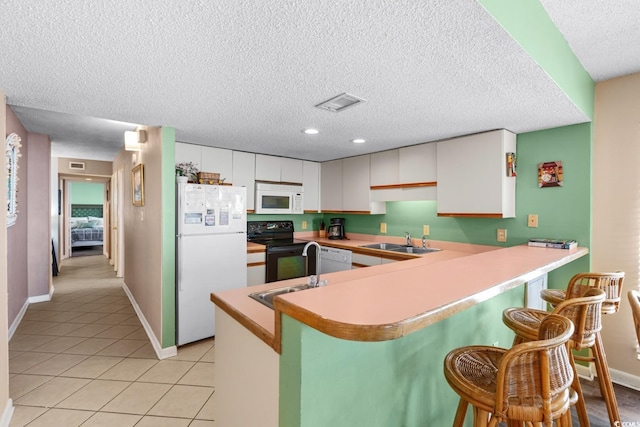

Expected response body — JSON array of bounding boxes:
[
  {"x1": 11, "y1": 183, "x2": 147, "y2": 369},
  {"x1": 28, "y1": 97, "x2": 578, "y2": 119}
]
[{"x1": 266, "y1": 244, "x2": 317, "y2": 283}]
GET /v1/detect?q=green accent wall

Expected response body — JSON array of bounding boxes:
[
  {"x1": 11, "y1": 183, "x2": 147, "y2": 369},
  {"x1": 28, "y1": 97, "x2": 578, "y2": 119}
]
[
  {"x1": 70, "y1": 182, "x2": 103, "y2": 205},
  {"x1": 161, "y1": 127, "x2": 176, "y2": 348},
  {"x1": 477, "y1": 0, "x2": 594, "y2": 119},
  {"x1": 280, "y1": 286, "x2": 524, "y2": 427}
]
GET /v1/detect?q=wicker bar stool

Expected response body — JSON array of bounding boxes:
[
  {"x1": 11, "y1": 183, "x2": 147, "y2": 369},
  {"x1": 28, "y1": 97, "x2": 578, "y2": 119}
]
[
  {"x1": 503, "y1": 288, "x2": 609, "y2": 427},
  {"x1": 540, "y1": 272, "x2": 624, "y2": 315},
  {"x1": 444, "y1": 314, "x2": 575, "y2": 426}
]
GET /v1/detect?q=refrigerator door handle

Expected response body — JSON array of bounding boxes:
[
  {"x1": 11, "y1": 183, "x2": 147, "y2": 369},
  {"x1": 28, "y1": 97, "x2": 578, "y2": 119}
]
[{"x1": 177, "y1": 235, "x2": 183, "y2": 292}]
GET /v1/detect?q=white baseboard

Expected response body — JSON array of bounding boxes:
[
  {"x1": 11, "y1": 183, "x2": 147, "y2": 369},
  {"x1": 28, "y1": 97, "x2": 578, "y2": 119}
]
[
  {"x1": 28, "y1": 286, "x2": 54, "y2": 304},
  {"x1": 122, "y1": 282, "x2": 177, "y2": 360},
  {"x1": 576, "y1": 362, "x2": 640, "y2": 392},
  {"x1": 8, "y1": 300, "x2": 29, "y2": 341},
  {"x1": 0, "y1": 399, "x2": 13, "y2": 427}
]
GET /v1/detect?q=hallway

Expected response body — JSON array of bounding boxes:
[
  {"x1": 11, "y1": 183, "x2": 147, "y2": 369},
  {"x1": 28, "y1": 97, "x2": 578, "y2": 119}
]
[{"x1": 8, "y1": 255, "x2": 215, "y2": 427}]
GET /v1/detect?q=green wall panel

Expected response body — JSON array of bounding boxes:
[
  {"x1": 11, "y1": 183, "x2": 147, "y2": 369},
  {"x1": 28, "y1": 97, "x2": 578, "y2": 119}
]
[
  {"x1": 70, "y1": 182, "x2": 103, "y2": 205},
  {"x1": 280, "y1": 286, "x2": 524, "y2": 427}
]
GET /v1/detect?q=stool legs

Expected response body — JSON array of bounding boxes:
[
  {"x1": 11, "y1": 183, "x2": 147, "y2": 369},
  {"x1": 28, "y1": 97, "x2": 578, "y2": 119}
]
[
  {"x1": 592, "y1": 332, "x2": 620, "y2": 426},
  {"x1": 453, "y1": 398, "x2": 468, "y2": 427},
  {"x1": 567, "y1": 352, "x2": 590, "y2": 427}
]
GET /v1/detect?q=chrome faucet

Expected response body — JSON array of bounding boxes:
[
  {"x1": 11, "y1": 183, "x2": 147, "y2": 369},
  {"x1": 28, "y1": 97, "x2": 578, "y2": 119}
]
[
  {"x1": 422, "y1": 235, "x2": 428, "y2": 249},
  {"x1": 302, "y1": 241, "x2": 327, "y2": 287},
  {"x1": 405, "y1": 232, "x2": 412, "y2": 246}
]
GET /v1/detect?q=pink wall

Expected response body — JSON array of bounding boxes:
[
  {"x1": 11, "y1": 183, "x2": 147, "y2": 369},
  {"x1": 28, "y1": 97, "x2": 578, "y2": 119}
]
[
  {"x1": 6, "y1": 107, "x2": 29, "y2": 323},
  {"x1": 27, "y1": 132, "x2": 52, "y2": 298}
]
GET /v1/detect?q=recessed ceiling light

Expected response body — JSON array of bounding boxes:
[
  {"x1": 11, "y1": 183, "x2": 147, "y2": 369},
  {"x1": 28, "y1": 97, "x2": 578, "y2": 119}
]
[
  {"x1": 303, "y1": 128, "x2": 319, "y2": 135},
  {"x1": 85, "y1": 178, "x2": 93, "y2": 181},
  {"x1": 352, "y1": 138, "x2": 366, "y2": 144}
]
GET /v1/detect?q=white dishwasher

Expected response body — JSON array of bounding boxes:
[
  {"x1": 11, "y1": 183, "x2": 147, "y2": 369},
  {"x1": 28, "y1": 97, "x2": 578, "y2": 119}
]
[{"x1": 319, "y1": 246, "x2": 352, "y2": 273}]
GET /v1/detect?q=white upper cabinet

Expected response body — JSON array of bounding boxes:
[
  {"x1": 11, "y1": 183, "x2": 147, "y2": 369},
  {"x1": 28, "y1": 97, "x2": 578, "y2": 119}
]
[
  {"x1": 398, "y1": 143, "x2": 437, "y2": 184},
  {"x1": 175, "y1": 142, "x2": 202, "y2": 172},
  {"x1": 232, "y1": 151, "x2": 256, "y2": 211},
  {"x1": 370, "y1": 150, "x2": 399, "y2": 187},
  {"x1": 320, "y1": 159, "x2": 343, "y2": 211},
  {"x1": 255, "y1": 154, "x2": 303, "y2": 183},
  {"x1": 436, "y1": 129, "x2": 516, "y2": 218},
  {"x1": 342, "y1": 155, "x2": 372, "y2": 212},
  {"x1": 302, "y1": 161, "x2": 320, "y2": 212},
  {"x1": 255, "y1": 154, "x2": 282, "y2": 182},
  {"x1": 201, "y1": 146, "x2": 233, "y2": 183}
]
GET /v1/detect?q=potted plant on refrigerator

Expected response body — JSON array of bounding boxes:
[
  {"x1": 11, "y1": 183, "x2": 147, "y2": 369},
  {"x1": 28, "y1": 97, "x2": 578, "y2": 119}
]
[{"x1": 176, "y1": 162, "x2": 199, "y2": 183}]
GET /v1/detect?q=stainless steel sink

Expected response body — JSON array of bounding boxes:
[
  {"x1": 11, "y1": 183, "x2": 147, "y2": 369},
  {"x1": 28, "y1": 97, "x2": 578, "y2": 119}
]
[
  {"x1": 249, "y1": 284, "x2": 311, "y2": 309},
  {"x1": 359, "y1": 242, "x2": 403, "y2": 250},
  {"x1": 359, "y1": 242, "x2": 441, "y2": 255},
  {"x1": 387, "y1": 246, "x2": 442, "y2": 254}
]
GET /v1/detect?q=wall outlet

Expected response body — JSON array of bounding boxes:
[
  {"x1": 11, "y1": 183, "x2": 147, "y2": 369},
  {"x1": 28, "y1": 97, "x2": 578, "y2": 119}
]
[
  {"x1": 380, "y1": 223, "x2": 387, "y2": 233},
  {"x1": 301, "y1": 221, "x2": 307, "y2": 230},
  {"x1": 423, "y1": 225, "x2": 430, "y2": 236},
  {"x1": 497, "y1": 228, "x2": 507, "y2": 242},
  {"x1": 528, "y1": 214, "x2": 539, "y2": 228}
]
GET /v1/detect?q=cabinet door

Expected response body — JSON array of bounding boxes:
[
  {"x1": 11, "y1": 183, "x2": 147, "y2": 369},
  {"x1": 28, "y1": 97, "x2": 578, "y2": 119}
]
[
  {"x1": 201, "y1": 146, "x2": 233, "y2": 184},
  {"x1": 321, "y1": 159, "x2": 343, "y2": 211},
  {"x1": 342, "y1": 155, "x2": 371, "y2": 212},
  {"x1": 281, "y1": 158, "x2": 303, "y2": 183},
  {"x1": 255, "y1": 154, "x2": 282, "y2": 182},
  {"x1": 302, "y1": 161, "x2": 320, "y2": 212},
  {"x1": 399, "y1": 143, "x2": 436, "y2": 184},
  {"x1": 370, "y1": 150, "x2": 399, "y2": 187},
  {"x1": 232, "y1": 151, "x2": 256, "y2": 211},
  {"x1": 175, "y1": 142, "x2": 202, "y2": 172}
]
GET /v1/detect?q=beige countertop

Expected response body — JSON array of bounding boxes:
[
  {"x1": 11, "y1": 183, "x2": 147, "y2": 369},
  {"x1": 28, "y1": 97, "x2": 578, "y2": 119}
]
[{"x1": 220, "y1": 236, "x2": 588, "y2": 352}]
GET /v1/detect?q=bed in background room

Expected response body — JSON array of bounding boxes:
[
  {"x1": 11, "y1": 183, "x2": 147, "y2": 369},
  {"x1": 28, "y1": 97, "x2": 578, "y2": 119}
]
[{"x1": 70, "y1": 204, "x2": 104, "y2": 248}]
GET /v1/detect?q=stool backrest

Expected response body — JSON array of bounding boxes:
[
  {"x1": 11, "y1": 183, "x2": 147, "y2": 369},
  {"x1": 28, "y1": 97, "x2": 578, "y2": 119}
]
[
  {"x1": 495, "y1": 314, "x2": 575, "y2": 424},
  {"x1": 628, "y1": 290, "x2": 640, "y2": 347},
  {"x1": 566, "y1": 272, "x2": 624, "y2": 314},
  {"x1": 554, "y1": 288, "x2": 605, "y2": 350}
]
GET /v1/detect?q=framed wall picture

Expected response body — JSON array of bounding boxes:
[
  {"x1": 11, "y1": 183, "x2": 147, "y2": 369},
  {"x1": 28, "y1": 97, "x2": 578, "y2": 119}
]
[
  {"x1": 538, "y1": 161, "x2": 563, "y2": 187},
  {"x1": 131, "y1": 163, "x2": 145, "y2": 206}
]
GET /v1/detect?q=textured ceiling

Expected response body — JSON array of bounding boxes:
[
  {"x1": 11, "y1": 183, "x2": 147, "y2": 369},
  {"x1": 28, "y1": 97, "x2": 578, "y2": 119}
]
[{"x1": 0, "y1": 1, "x2": 635, "y2": 163}]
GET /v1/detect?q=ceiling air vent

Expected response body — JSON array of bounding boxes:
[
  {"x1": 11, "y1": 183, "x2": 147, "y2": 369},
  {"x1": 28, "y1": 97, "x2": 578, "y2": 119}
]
[
  {"x1": 315, "y1": 93, "x2": 367, "y2": 112},
  {"x1": 69, "y1": 161, "x2": 85, "y2": 171}
]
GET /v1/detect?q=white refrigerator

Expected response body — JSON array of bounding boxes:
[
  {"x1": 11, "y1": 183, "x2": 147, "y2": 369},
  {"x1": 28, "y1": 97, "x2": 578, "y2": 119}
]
[{"x1": 176, "y1": 183, "x2": 247, "y2": 345}]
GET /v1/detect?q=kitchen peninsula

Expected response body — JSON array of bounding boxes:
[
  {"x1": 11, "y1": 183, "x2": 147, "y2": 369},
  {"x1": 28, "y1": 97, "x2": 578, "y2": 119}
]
[{"x1": 211, "y1": 240, "x2": 588, "y2": 427}]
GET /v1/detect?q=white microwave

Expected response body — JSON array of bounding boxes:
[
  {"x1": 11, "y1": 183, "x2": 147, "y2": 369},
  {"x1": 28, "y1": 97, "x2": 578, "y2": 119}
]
[{"x1": 255, "y1": 182, "x2": 304, "y2": 214}]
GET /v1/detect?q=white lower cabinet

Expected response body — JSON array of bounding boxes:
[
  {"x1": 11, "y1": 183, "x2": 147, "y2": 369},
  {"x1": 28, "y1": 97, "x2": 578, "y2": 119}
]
[
  {"x1": 351, "y1": 252, "x2": 397, "y2": 268},
  {"x1": 247, "y1": 251, "x2": 266, "y2": 286}
]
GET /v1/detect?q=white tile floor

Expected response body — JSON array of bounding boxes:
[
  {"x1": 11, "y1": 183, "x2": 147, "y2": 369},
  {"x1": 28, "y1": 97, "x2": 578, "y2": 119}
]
[{"x1": 8, "y1": 254, "x2": 215, "y2": 427}]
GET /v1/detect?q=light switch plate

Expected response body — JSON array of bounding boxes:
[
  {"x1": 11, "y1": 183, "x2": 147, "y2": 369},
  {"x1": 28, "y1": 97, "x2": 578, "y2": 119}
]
[
  {"x1": 380, "y1": 223, "x2": 387, "y2": 233},
  {"x1": 302, "y1": 221, "x2": 307, "y2": 230},
  {"x1": 497, "y1": 228, "x2": 507, "y2": 242},
  {"x1": 528, "y1": 214, "x2": 539, "y2": 228},
  {"x1": 423, "y1": 225, "x2": 430, "y2": 236}
]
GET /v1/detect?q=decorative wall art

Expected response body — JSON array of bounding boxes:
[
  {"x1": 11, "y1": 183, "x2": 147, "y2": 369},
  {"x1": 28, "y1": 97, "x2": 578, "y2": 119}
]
[
  {"x1": 538, "y1": 161, "x2": 563, "y2": 188},
  {"x1": 131, "y1": 163, "x2": 145, "y2": 206},
  {"x1": 6, "y1": 133, "x2": 22, "y2": 227}
]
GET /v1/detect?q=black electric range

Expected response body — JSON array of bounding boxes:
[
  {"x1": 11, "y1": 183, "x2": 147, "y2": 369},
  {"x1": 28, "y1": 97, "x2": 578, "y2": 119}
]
[{"x1": 247, "y1": 220, "x2": 317, "y2": 283}]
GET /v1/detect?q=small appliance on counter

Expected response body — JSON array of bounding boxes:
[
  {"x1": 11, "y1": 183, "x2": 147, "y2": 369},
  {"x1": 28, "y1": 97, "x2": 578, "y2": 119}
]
[{"x1": 327, "y1": 218, "x2": 346, "y2": 240}]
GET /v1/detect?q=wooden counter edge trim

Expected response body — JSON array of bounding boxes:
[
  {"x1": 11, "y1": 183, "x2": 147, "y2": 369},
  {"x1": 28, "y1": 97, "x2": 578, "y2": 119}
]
[
  {"x1": 210, "y1": 294, "x2": 275, "y2": 348},
  {"x1": 437, "y1": 212, "x2": 504, "y2": 218},
  {"x1": 370, "y1": 181, "x2": 437, "y2": 190},
  {"x1": 272, "y1": 247, "x2": 589, "y2": 352},
  {"x1": 247, "y1": 247, "x2": 266, "y2": 254},
  {"x1": 247, "y1": 261, "x2": 266, "y2": 267}
]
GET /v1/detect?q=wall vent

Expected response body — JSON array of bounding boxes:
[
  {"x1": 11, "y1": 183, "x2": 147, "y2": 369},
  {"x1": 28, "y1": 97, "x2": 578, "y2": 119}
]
[
  {"x1": 315, "y1": 93, "x2": 367, "y2": 112},
  {"x1": 69, "y1": 161, "x2": 85, "y2": 171}
]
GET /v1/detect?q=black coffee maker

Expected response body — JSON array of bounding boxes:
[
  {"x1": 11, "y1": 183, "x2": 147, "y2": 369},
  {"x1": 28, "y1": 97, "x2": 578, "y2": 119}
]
[{"x1": 327, "y1": 218, "x2": 346, "y2": 240}]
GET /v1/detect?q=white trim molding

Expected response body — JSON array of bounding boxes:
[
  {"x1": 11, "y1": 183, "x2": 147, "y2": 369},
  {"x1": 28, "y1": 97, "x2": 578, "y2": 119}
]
[
  {"x1": 8, "y1": 301, "x2": 29, "y2": 341},
  {"x1": 122, "y1": 282, "x2": 177, "y2": 360},
  {"x1": 1, "y1": 399, "x2": 14, "y2": 427}
]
